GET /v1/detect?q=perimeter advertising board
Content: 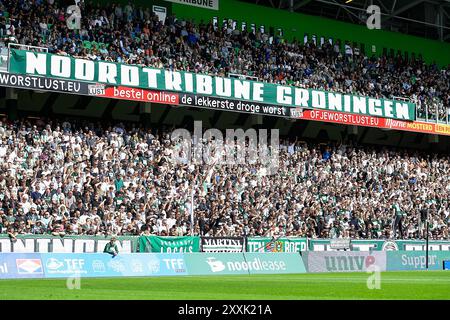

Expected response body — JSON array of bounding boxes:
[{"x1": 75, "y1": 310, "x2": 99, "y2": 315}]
[
  {"x1": 40, "y1": 253, "x2": 188, "y2": 278},
  {"x1": 386, "y1": 251, "x2": 450, "y2": 271},
  {"x1": 184, "y1": 252, "x2": 306, "y2": 275},
  {"x1": 305, "y1": 251, "x2": 387, "y2": 273},
  {"x1": 0, "y1": 253, "x2": 44, "y2": 279},
  {"x1": 294, "y1": 109, "x2": 450, "y2": 136},
  {"x1": 0, "y1": 252, "x2": 305, "y2": 278}
]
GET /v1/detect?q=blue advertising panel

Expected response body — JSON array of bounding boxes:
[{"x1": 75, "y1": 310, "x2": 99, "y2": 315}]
[
  {"x1": 41, "y1": 253, "x2": 188, "y2": 278},
  {"x1": 444, "y1": 260, "x2": 450, "y2": 270},
  {"x1": 0, "y1": 253, "x2": 44, "y2": 279},
  {"x1": 386, "y1": 251, "x2": 450, "y2": 271}
]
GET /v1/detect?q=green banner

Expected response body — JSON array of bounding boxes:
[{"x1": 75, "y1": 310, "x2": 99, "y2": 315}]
[
  {"x1": 139, "y1": 236, "x2": 200, "y2": 253},
  {"x1": 387, "y1": 251, "x2": 450, "y2": 271},
  {"x1": 309, "y1": 239, "x2": 450, "y2": 251},
  {"x1": 9, "y1": 49, "x2": 416, "y2": 121},
  {"x1": 246, "y1": 237, "x2": 308, "y2": 252},
  {"x1": 184, "y1": 252, "x2": 306, "y2": 275},
  {"x1": 0, "y1": 235, "x2": 138, "y2": 253}
]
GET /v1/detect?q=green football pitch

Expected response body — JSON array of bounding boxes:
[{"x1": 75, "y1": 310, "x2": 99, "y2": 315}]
[{"x1": 0, "y1": 272, "x2": 449, "y2": 300}]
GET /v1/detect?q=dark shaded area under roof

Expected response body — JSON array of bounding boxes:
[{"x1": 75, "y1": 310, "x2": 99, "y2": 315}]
[{"x1": 238, "y1": 0, "x2": 450, "y2": 42}]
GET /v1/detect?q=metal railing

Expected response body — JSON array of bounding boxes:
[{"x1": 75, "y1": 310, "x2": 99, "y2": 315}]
[
  {"x1": 1, "y1": 43, "x2": 48, "y2": 73},
  {"x1": 228, "y1": 73, "x2": 259, "y2": 82}
]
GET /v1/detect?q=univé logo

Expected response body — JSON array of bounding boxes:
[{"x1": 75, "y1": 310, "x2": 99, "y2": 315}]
[{"x1": 325, "y1": 255, "x2": 377, "y2": 272}]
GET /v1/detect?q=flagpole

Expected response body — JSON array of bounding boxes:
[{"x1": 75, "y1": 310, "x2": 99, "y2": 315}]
[{"x1": 190, "y1": 188, "x2": 194, "y2": 236}]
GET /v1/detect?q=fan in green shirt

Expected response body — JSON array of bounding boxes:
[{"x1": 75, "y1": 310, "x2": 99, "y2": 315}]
[{"x1": 103, "y1": 236, "x2": 119, "y2": 256}]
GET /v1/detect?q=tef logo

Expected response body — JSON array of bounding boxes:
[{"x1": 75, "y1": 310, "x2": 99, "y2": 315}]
[{"x1": 366, "y1": 5, "x2": 381, "y2": 30}]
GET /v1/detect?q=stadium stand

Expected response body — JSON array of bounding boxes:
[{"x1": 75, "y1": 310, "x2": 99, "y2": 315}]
[
  {"x1": 0, "y1": 1, "x2": 448, "y2": 241},
  {"x1": 0, "y1": 0, "x2": 448, "y2": 121},
  {"x1": 0, "y1": 118, "x2": 448, "y2": 240}
]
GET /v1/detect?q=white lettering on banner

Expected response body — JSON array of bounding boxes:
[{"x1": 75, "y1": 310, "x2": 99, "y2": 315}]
[
  {"x1": 11, "y1": 239, "x2": 35, "y2": 252},
  {"x1": 234, "y1": 80, "x2": 251, "y2": 100},
  {"x1": 353, "y1": 96, "x2": 367, "y2": 114},
  {"x1": 121, "y1": 65, "x2": 140, "y2": 86},
  {"x1": 50, "y1": 55, "x2": 71, "y2": 78},
  {"x1": 98, "y1": 62, "x2": 117, "y2": 84},
  {"x1": 0, "y1": 239, "x2": 11, "y2": 252},
  {"x1": 328, "y1": 93, "x2": 342, "y2": 111},
  {"x1": 0, "y1": 238, "x2": 133, "y2": 252},
  {"x1": 294, "y1": 88, "x2": 309, "y2": 107},
  {"x1": 25, "y1": 52, "x2": 46, "y2": 75},
  {"x1": 73, "y1": 239, "x2": 95, "y2": 253},
  {"x1": 52, "y1": 239, "x2": 74, "y2": 253},
  {"x1": 184, "y1": 73, "x2": 194, "y2": 92},
  {"x1": 14, "y1": 50, "x2": 417, "y2": 120},
  {"x1": 35, "y1": 238, "x2": 51, "y2": 252},
  {"x1": 253, "y1": 83, "x2": 264, "y2": 102},
  {"x1": 344, "y1": 95, "x2": 352, "y2": 112},
  {"x1": 164, "y1": 0, "x2": 219, "y2": 11},
  {"x1": 165, "y1": 71, "x2": 183, "y2": 91},
  {"x1": 142, "y1": 68, "x2": 161, "y2": 88},
  {"x1": 384, "y1": 101, "x2": 394, "y2": 118},
  {"x1": 277, "y1": 86, "x2": 291, "y2": 104},
  {"x1": 197, "y1": 75, "x2": 213, "y2": 94},
  {"x1": 368, "y1": 98, "x2": 382, "y2": 116},
  {"x1": 311, "y1": 91, "x2": 326, "y2": 109},
  {"x1": 395, "y1": 102, "x2": 410, "y2": 119},
  {"x1": 215, "y1": 77, "x2": 232, "y2": 97},
  {"x1": 74, "y1": 59, "x2": 95, "y2": 81}
]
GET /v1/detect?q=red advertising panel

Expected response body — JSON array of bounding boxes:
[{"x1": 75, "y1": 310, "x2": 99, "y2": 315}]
[{"x1": 295, "y1": 109, "x2": 450, "y2": 136}]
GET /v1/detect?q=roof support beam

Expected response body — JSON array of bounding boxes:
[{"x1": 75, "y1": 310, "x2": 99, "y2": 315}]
[
  {"x1": 293, "y1": 0, "x2": 313, "y2": 11},
  {"x1": 382, "y1": 0, "x2": 425, "y2": 23}
]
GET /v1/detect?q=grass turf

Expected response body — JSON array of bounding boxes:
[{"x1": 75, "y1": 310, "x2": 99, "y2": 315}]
[{"x1": 0, "y1": 271, "x2": 449, "y2": 300}]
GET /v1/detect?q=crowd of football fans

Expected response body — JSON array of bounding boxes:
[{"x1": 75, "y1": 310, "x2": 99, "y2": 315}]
[
  {"x1": 0, "y1": 1, "x2": 449, "y2": 240},
  {"x1": 0, "y1": 0, "x2": 449, "y2": 121},
  {"x1": 0, "y1": 118, "x2": 449, "y2": 240}
]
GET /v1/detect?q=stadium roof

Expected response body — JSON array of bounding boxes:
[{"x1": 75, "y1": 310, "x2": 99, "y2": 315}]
[{"x1": 238, "y1": 0, "x2": 450, "y2": 43}]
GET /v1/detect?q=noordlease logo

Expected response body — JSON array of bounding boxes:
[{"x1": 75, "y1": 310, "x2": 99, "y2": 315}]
[
  {"x1": 206, "y1": 257, "x2": 226, "y2": 273},
  {"x1": 206, "y1": 257, "x2": 287, "y2": 273}
]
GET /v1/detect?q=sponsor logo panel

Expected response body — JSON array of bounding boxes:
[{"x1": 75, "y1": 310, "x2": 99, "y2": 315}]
[
  {"x1": 306, "y1": 251, "x2": 387, "y2": 273},
  {"x1": 0, "y1": 253, "x2": 44, "y2": 278},
  {"x1": 185, "y1": 252, "x2": 306, "y2": 275},
  {"x1": 387, "y1": 251, "x2": 450, "y2": 271}
]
